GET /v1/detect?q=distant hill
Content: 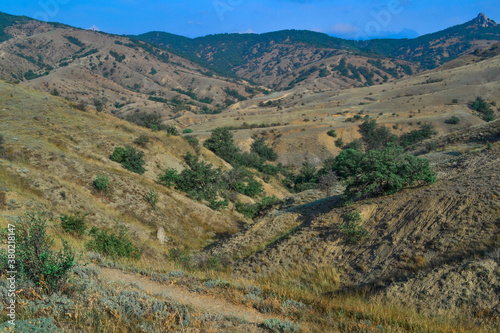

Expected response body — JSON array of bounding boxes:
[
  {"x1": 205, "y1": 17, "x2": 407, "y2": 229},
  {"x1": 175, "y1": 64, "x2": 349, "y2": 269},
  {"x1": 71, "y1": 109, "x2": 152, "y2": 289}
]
[
  {"x1": 135, "y1": 13, "x2": 500, "y2": 90},
  {"x1": 136, "y1": 30, "x2": 417, "y2": 90},
  {"x1": 0, "y1": 11, "x2": 260, "y2": 120},
  {"x1": 360, "y1": 13, "x2": 500, "y2": 68}
]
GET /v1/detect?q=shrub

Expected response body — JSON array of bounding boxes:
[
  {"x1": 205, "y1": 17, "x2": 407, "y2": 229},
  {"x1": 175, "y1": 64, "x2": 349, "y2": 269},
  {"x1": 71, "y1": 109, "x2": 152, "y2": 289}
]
[
  {"x1": 164, "y1": 125, "x2": 179, "y2": 136},
  {"x1": 235, "y1": 202, "x2": 258, "y2": 218},
  {"x1": 110, "y1": 146, "x2": 146, "y2": 174},
  {"x1": 93, "y1": 174, "x2": 111, "y2": 192},
  {"x1": 86, "y1": 224, "x2": 142, "y2": 260},
  {"x1": 0, "y1": 211, "x2": 75, "y2": 293},
  {"x1": 182, "y1": 135, "x2": 199, "y2": 149},
  {"x1": 203, "y1": 127, "x2": 240, "y2": 164},
  {"x1": 327, "y1": 129, "x2": 337, "y2": 137},
  {"x1": 133, "y1": 134, "x2": 150, "y2": 147},
  {"x1": 251, "y1": 136, "x2": 278, "y2": 161},
  {"x1": 399, "y1": 123, "x2": 437, "y2": 147},
  {"x1": 360, "y1": 119, "x2": 398, "y2": 150},
  {"x1": 157, "y1": 168, "x2": 179, "y2": 188},
  {"x1": 341, "y1": 210, "x2": 369, "y2": 245},
  {"x1": 336, "y1": 145, "x2": 436, "y2": 201},
  {"x1": 471, "y1": 96, "x2": 495, "y2": 122},
  {"x1": 0, "y1": 317, "x2": 62, "y2": 332},
  {"x1": 343, "y1": 139, "x2": 363, "y2": 151},
  {"x1": 236, "y1": 196, "x2": 281, "y2": 219},
  {"x1": 182, "y1": 128, "x2": 193, "y2": 134},
  {"x1": 263, "y1": 318, "x2": 300, "y2": 332},
  {"x1": 445, "y1": 116, "x2": 461, "y2": 124},
  {"x1": 60, "y1": 211, "x2": 88, "y2": 237},
  {"x1": 50, "y1": 88, "x2": 59, "y2": 96},
  {"x1": 144, "y1": 189, "x2": 158, "y2": 210},
  {"x1": 335, "y1": 138, "x2": 344, "y2": 148},
  {"x1": 452, "y1": 98, "x2": 458, "y2": 104}
]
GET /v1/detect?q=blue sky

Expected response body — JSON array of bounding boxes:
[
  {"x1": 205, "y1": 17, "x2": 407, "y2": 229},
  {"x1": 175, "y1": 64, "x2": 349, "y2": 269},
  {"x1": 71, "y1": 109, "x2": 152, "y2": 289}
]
[{"x1": 1, "y1": 0, "x2": 499, "y2": 39}]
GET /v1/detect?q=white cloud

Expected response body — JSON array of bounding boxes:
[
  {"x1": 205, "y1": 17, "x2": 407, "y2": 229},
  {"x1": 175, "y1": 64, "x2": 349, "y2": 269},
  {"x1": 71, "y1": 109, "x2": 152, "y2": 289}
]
[{"x1": 88, "y1": 25, "x2": 100, "y2": 31}]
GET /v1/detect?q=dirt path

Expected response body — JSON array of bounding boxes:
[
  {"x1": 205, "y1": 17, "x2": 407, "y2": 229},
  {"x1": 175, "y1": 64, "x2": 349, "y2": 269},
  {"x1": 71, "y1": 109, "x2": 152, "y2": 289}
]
[{"x1": 99, "y1": 267, "x2": 277, "y2": 325}]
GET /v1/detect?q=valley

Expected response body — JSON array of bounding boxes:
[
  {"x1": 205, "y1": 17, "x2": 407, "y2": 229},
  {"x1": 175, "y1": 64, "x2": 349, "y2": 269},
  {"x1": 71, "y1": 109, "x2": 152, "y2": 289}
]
[{"x1": 0, "y1": 9, "x2": 499, "y2": 333}]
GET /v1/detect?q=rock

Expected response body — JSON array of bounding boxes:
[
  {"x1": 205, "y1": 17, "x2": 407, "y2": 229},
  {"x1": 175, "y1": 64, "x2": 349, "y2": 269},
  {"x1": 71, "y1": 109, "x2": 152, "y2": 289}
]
[{"x1": 157, "y1": 227, "x2": 167, "y2": 245}]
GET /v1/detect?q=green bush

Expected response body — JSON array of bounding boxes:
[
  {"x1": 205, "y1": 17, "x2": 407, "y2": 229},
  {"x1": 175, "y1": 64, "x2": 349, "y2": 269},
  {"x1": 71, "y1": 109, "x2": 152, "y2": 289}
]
[
  {"x1": 158, "y1": 168, "x2": 179, "y2": 188},
  {"x1": 60, "y1": 211, "x2": 88, "y2": 237},
  {"x1": 399, "y1": 123, "x2": 437, "y2": 147},
  {"x1": 144, "y1": 189, "x2": 158, "y2": 210},
  {"x1": 164, "y1": 125, "x2": 179, "y2": 135},
  {"x1": 251, "y1": 136, "x2": 278, "y2": 161},
  {"x1": 471, "y1": 96, "x2": 495, "y2": 122},
  {"x1": 93, "y1": 174, "x2": 111, "y2": 192},
  {"x1": 182, "y1": 135, "x2": 199, "y2": 149},
  {"x1": 203, "y1": 127, "x2": 240, "y2": 164},
  {"x1": 182, "y1": 128, "x2": 193, "y2": 134},
  {"x1": 445, "y1": 116, "x2": 461, "y2": 125},
  {"x1": 110, "y1": 146, "x2": 147, "y2": 174},
  {"x1": 341, "y1": 211, "x2": 369, "y2": 245},
  {"x1": 86, "y1": 224, "x2": 142, "y2": 260},
  {"x1": 335, "y1": 138, "x2": 344, "y2": 148},
  {"x1": 327, "y1": 129, "x2": 337, "y2": 137},
  {"x1": 0, "y1": 211, "x2": 75, "y2": 293},
  {"x1": 235, "y1": 202, "x2": 258, "y2": 218},
  {"x1": 360, "y1": 119, "x2": 398, "y2": 150},
  {"x1": 235, "y1": 196, "x2": 281, "y2": 219},
  {"x1": 335, "y1": 145, "x2": 436, "y2": 201},
  {"x1": 343, "y1": 139, "x2": 363, "y2": 151}
]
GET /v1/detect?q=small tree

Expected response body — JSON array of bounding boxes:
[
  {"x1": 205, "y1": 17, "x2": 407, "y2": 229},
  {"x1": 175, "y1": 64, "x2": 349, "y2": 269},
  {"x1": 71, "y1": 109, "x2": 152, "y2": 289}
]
[
  {"x1": 93, "y1": 174, "x2": 111, "y2": 192},
  {"x1": 86, "y1": 224, "x2": 142, "y2": 260},
  {"x1": 337, "y1": 145, "x2": 436, "y2": 201},
  {"x1": 203, "y1": 127, "x2": 240, "y2": 164},
  {"x1": 316, "y1": 170, "x2": 339, "y2": 196},
  {"x1": 0, "y1": 212, "x2": 75, "y2": 293},
  {"x1": 110, "y1": 146, "x2": 147, "y2": 174},
  {"x1": 60, "y1": 211, "x2": 88, "y2": 237},
  {"x1": 445, "y1": 116, "x2": 460, "y2": 125},
  {"x1": 341, "y1": 210, "x2": 369, "y2": 245},
  {"x1": 327, "y1": 129, "x2": 337, "y2": 137},
  {"x1": 251, "y1": 136, "x2": 278, "y2": 161}
]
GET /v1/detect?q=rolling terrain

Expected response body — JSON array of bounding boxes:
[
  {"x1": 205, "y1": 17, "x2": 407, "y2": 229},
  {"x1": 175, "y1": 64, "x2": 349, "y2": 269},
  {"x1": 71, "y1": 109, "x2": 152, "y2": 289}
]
[{"x1": 0, "y1": 9, "x2": 499, "y2": 333}]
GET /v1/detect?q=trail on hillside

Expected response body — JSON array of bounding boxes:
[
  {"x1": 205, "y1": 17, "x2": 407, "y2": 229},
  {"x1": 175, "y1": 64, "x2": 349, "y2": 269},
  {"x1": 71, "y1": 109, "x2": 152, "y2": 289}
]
[{"x1": 99, "y1": 267, "x2": 278, "y2": 326}]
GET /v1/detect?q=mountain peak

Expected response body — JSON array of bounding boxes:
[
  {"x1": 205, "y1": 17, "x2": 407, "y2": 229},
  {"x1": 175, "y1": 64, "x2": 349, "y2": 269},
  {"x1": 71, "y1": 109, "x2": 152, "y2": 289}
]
[{"x1": 472, "y1": 13, "x2": 497, "y2": 27}]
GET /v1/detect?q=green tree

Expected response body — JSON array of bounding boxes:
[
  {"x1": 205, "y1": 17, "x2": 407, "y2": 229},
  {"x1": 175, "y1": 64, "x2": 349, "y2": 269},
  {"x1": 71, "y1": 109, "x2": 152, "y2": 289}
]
[
  {"x1": 203, "y1": 128, "x2": 240, "y2": 164},
  {"x1": 251, "y1": 136, "x2": 278, "y2": 161},
  {"x1": 341, "y1": 210, "x2": 369, "y2": 245},
  {"x1": 0, "y1": 212, "x2": 75, "y2": 293},
  {"x1": 110, "y1": 146, "x2": 147, "y2": 174},
  {"x1": 359, "y1": 119, "x2": 397, "y2": 151},
  {"x1": 336, "y1": 145, "x2": 436, "y2": 201}
]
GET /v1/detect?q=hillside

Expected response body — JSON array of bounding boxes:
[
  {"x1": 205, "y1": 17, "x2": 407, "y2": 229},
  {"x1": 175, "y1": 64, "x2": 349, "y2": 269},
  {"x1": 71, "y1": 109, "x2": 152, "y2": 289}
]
[
  {"x1": 1, "y1": 10, "x2": 500, "y2": 332},
  {"x1": 137, "y1": 30, "x2": 419, "y2": 91},
  {"x1": 1, "y1": 77, "x2": 499, "y2": 332},
  {"x1": 0, "y1": 12, "x2": 259, "y2": 119},
  {"x1": 171, "y1": 52, "x2": 500, "y2": 168},
  {"x1": 361, "y1": 13, "x2": 500, "y2": 68},
  {"x1": 206, "y1": 119, "x2": 500, "y2": 318},
  {"x1": 137, "y1": 13, "x2": 500, "y2": 91}
]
